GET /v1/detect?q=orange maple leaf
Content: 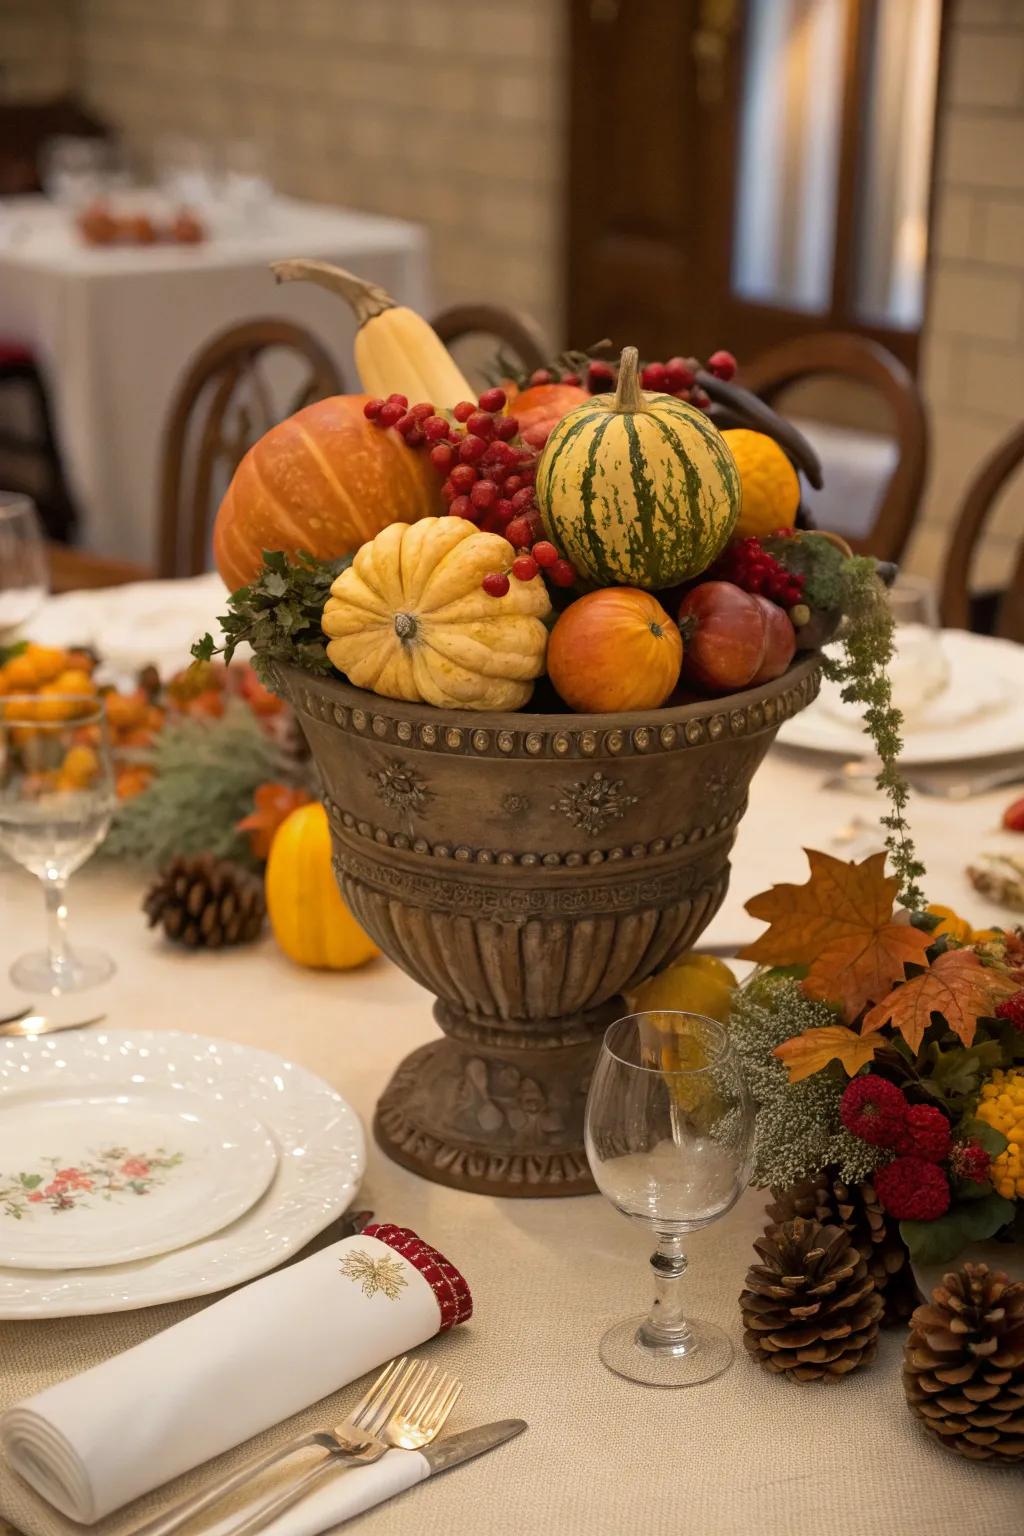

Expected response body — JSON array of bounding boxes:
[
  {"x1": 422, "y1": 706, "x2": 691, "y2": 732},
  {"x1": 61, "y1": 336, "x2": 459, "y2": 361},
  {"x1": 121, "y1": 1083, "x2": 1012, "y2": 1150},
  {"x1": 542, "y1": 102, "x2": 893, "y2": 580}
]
[
  {"x1": 236, "y1": 782, "x2": 311, "y2": 861},
  {"x1": 773, "y1": 1026, "x2": 880, "y2": 1084},
  {"x1": 741, "y1": 849, "x2": 932, "y2": 1021},
  {"x1": 862, "y1": 948, "x2": 1019, "y2": 1052}
]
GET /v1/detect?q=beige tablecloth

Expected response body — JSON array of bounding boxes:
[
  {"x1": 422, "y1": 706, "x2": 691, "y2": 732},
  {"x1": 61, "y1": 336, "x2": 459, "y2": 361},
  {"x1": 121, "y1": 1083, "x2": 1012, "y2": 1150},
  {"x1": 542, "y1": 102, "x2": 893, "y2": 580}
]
[{"x1": 1, "y1": 745, "x2": 1023, "y2": 1534}]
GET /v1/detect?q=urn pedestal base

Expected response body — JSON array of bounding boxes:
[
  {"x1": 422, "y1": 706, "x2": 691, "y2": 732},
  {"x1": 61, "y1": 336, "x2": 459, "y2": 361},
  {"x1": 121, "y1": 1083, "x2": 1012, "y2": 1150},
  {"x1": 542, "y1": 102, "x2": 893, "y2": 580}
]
[{"x1": 373, "y1": 1000, "x2": 622, "y2": 1197}]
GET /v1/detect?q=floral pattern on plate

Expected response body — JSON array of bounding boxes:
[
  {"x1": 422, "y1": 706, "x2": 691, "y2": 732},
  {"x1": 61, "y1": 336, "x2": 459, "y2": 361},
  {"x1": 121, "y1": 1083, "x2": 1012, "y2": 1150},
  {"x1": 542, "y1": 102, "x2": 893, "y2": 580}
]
[{"x1": 1, "y1": 1148, "x2": 184, "y2": 1219}]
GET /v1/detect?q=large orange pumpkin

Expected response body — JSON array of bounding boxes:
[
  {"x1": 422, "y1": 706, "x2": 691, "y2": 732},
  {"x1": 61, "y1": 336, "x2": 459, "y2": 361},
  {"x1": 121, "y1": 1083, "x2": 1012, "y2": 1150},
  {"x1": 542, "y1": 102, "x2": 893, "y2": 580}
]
[
  {"x1": 513, "y1": 383, "x2": 590, "y2": 448},
  {"x1": 546, "y1": 587, "x2": 683, "y2": 713},
  {"x1": 212, "y1": 395, "x2": 443, "y2": 592}
]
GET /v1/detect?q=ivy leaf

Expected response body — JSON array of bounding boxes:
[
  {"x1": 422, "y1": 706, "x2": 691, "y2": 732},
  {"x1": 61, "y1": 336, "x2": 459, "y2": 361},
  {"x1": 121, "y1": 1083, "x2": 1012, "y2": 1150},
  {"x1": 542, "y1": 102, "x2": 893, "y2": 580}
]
[
  {"x1": 899, "y1": 1193, "x2": 1015, "y2": 1267},
  {"x1": 863, "y1": 948, "x2": 1018, "y2": 1051},
  {"x1": 772, "y1": 1025, "x2": 879, "y2": 1083},
  {"x1": 18, "y1": 1173, "x2": 42, "y2": 1189},
  {"x1": 742, "y1": 850, "x2": 931, "y2": 1021}
]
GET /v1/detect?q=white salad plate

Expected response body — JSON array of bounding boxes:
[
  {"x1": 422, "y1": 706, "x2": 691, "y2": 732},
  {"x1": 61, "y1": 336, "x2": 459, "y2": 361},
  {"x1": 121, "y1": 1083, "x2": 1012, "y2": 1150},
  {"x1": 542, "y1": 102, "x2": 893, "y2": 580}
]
[
  {"x1": 0, "y1": 1086, "x2": 277, "y2": 1270},
  {"x1": 777, "y1": 630, "x2": 1024, "y2": 765},
  {"x1": 0, "y1": 1029, "x2": 365, "y2": 1318}
]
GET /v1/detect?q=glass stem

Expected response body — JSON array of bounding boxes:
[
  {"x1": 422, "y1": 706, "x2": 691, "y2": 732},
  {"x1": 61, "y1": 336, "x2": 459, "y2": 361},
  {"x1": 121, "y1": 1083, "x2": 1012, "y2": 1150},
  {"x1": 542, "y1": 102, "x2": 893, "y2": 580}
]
[
  {"x1": 42, "y1": 870, "x2": 73, "y2": 978},
  {"x1": 637, "y1": 1233, "x2": 695, "y2": 1355}
]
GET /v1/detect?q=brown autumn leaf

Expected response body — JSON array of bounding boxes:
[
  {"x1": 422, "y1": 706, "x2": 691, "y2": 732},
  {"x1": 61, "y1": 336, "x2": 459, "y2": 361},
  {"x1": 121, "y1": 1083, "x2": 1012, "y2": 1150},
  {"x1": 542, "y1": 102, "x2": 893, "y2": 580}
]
[
  {"x1": 741, "y1": 849, "x2": 932, "y2": 1021},
  {"x1": 773, "y1": 1026, "x2": 880, "y2": 1084},
  {"x1": 862, "y1": 948, "x2": 1019, "y2": 1051}
]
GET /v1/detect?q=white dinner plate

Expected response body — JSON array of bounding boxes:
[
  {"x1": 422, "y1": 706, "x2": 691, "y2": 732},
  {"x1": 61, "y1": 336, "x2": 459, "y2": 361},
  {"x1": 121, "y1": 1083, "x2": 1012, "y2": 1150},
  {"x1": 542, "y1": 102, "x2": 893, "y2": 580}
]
[
  {"x1": 0, "y1": 1029, "x2": 365, "y2": 1318},
  {"x1": 777, "y1": 630, "x2": 1024, "y2": 765},
  {"x1": 0, "y1": 1086, "x2": 277, "y2": 1270}
]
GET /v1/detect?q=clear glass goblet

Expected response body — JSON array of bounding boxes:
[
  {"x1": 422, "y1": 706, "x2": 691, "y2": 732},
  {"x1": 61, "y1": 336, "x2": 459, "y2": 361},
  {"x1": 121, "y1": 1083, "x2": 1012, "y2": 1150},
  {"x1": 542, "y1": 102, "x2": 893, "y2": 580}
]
[
  {"x1": 0, "y1": 493, "x2": 48, "y2": 641},
  {"x1": 0, "y1": 694, "x2": 116, "y2": 994},
  {"x1": 585, "y1": 1010, "x2": 754, "y2": 1387}
]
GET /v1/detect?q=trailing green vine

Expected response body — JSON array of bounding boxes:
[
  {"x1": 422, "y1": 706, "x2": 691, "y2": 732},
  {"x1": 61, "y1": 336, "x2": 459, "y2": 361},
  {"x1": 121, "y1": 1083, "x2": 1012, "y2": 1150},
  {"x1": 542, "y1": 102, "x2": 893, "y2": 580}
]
[{"x1": 192, "y1": 551, "x2": 350, "y2": 687}]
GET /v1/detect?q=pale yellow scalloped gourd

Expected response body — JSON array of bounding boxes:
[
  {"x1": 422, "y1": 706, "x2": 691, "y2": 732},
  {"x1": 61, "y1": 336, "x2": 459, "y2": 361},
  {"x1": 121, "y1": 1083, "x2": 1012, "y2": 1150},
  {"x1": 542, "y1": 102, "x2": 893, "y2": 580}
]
[{"x1": 322, "y1": 517, "x2": 551, "y2": 711}]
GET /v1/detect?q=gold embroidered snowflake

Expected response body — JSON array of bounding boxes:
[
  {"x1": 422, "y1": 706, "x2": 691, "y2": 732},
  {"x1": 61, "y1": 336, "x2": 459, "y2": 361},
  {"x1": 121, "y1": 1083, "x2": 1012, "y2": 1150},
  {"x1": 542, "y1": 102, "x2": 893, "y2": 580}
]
[{"x1": 339, "y1": 1248, "x2": 408, "y2": 1300}]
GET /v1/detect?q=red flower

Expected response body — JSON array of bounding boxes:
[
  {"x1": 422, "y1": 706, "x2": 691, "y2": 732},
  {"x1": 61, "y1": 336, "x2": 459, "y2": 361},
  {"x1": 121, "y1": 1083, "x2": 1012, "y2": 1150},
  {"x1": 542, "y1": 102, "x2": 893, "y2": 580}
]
[
  {"x1": 55, "y1": 1168, "x2": 93, "y2": 1191},
  {"x1": 27, "y1": 1191, "x2": 44, "y2": 1203},
  {"x1": 42, "y1": 1181, "x2": 64, "y2": 1198},
  {"x1": 840, "y1": 1075, "x2": 908, "y2": 1147},
  {"x1": 874, "y1": 1156, "x2": 951, "y2": 1221},
  {"x1": 949, "y1": 1139, "x2": 991, "y2": 1184},
  {"x1": 995, "y1": 990, "x2": 1024, "y2": 1033},
  {"x1": 897, "y1": 1104, "x2": 951, "y2": 1163},
  {"x1": 120, "y1": 1158, "x2": 150, "y2": 1179}
]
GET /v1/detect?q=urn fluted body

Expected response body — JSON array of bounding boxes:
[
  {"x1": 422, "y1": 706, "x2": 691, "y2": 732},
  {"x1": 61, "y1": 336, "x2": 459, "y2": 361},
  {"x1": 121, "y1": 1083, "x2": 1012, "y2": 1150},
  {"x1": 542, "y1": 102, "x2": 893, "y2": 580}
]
[{"x1": 275, "y1": 656, "x2": 821, "y2": 1197}]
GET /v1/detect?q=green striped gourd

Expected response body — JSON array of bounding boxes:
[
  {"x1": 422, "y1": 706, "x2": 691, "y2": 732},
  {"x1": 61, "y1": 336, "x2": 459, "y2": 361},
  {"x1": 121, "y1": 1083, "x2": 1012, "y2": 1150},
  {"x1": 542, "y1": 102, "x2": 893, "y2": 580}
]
[{"x1": 535, "y1": 346, "x2": 741, "y2": 590}]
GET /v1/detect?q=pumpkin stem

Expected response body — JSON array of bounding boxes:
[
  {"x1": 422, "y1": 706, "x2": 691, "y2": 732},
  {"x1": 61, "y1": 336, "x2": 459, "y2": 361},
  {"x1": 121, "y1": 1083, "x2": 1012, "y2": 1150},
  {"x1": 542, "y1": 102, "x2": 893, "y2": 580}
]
[
  {"x1": 270, "y1": 259, "x2": 395, "y2": 327},
  {"x1": 612, "y1": 346, "x2": 645, "y2": 414},
  {"x1": 394, "y1": 611, "x2": 418, "y2": 642}
]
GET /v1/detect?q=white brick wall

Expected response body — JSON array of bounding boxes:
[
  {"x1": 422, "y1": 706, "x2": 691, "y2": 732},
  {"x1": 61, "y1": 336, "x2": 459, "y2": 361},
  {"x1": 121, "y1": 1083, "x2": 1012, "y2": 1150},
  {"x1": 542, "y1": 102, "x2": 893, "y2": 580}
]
[{"x1": 1, "y1": 0, "x2": 1021, "y2": 593}]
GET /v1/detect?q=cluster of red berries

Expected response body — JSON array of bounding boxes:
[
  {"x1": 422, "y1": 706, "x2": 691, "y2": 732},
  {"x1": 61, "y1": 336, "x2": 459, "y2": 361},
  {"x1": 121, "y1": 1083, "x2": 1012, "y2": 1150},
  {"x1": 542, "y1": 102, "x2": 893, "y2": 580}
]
[
  {"x1": 525, "y1": 348, "x2": 736, "y2": 412},
  {"x1": 363, "y1": 386, "x2": 577, "y2": 596},
  {"x1": 713, "y1": 534, "x2": 805, "y2": 610},
  {"x1": 995, "y1": 989, "x2": 1024, "y2": 1032},
  {"x1": 839, "y1": 1074, "x2": 990, "y2": 1223}
]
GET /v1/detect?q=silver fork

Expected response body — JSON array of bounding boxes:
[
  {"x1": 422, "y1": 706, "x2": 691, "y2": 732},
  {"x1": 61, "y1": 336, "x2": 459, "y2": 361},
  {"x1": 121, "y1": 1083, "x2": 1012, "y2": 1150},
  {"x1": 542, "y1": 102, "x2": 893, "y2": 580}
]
[
  {"x1": 129, "y1": 1356, "x2": 437, "y2": 1536},
  {"x1": 223, "y1": 1360, "x2": 462, "y2": 1536}
]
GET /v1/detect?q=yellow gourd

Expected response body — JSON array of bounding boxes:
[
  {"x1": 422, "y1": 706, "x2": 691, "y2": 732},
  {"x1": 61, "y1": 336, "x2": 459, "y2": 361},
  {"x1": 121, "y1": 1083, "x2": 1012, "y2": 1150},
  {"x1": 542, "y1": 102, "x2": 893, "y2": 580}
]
[
  {"x1": 266, "y1": 802, "x2": 378, "y2": 970},
  {"x1": 270, "y1": 259, "x2": 473, "y2": 409},
  {"x1": 722, "y1": 429, "x2": 800, "y2": 539},
  {"x1": 322, "y1": 518, "x2": 551, "y2": 711}
]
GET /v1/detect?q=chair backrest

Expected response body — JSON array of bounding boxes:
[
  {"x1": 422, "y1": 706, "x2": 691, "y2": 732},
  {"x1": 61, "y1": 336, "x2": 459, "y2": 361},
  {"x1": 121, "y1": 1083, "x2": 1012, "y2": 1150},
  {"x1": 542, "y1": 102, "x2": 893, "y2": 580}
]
[
  {"x1": 940, "y1": 421, "x2": 1024, "y2": 644},
  {"x1": 739, "y1": 332, "x2": 928, "y2": 565},
  {"x1": 157, "y1": 318, "x2": 343, "y2": 578},
  {"x1": 0, "y1": 96, "x2": 112, "y2": 196},
  {"x1": 430, "y1": 303, "x2": 549, "y2": 384}
]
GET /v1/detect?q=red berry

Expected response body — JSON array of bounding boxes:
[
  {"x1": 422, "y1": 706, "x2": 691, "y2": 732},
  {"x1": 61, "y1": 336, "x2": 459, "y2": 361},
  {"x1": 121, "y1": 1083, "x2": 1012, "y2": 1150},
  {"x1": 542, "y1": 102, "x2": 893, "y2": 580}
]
[
  {"x1": 641, "y1": 362, "x2": 669, "y2": 391},
  {"x1": 440, "y1": 479, "x2": 457, "y2": 505},
  {"x1": 423, "y1": 415, "x2": 451, "y2": 443},
  {"x1": 363, "y1": 398, "x2": 384, "y2": 419},
  {"x1": 484, "y1": 439, "x2": 517, "y2": 470},
  {"x1": 378, "y1": 401, "x2": 404, "y2": 428},
  {"x1": 996, "y1": 990, "x2": 1024, "y2": 1029},
  {"x1": 471, "y1": 479, "x2": 498, "y2": 510},
  {"x1": 548, "y1": 558, "x2": 576, "y2": 588},
  {"x1": 505, "y1": 515, "x2": 534, "y2": 548},
  {"x1": 410, "y1": 401, "x2": 435, "y2": 420},
  {"x1": 707, "y1": 349, "x2": 737, "y2": 381},
  {"x1": 386, "y1": 393, "x2": 408, "y2": 408},
  {"x1": 691, "y1": 386, "x2": 711, "y2": 410},
  {"x1": 512, "y1": 554, "x2": 539, "y2": 581},
  {"x1": 449, "y1": 463, "x2": 478, "y2": 492},
  {"x1": 494, "y1": 415, "x2": 519, "y2": 441},
  {"x1": 395, "y1": 412, "x2": 418, "y2": 435},
  {"x1": 453, "y1": 400, "x2": 475, "y2": 422},
  {"x1": 404, "y1": 425, "x2": 425, "y2": 447},
  {"x1": 528, "y1": 369, "x2": 554, "y2": 386},
  {"x1": 532, "y1": 540, "x2": 558, "y2": 569},
  {"x1": 561, "y1": 371, "x2": 581, "y2": 385},
  {"x1": 481, "y1": 571, "x2": 510, "y2": 597},
  {"x1": 494, "y1": 499, "x2": 515, "y2": 524},
  {"x1": 458, "y1": 434, "x2": 488, "y2": 464},
  {"x1": 586, "y1": 360, "x2": 616, "y2": 393},
  {"x1": 466, "y1": 410, "x2": 495, "y2": 440},
  {"x1": 430, "y1": 443, "x2": 455, "y2": 472},
  {"x1": 478, "y1": 386, "x2": 507, "y2": 413},
  {"x1": 448, "y1": 496, "x2": 476, "y2": 520},
  {"x1": 511, "y1": 486, "x2": 535, "y2": 512},
  {"x1": 840, "y1": 1075, "x2": 907, "y2": 1147},
  {"x1": 664, "y1": 357, "x2": 695, "y2": 392}
]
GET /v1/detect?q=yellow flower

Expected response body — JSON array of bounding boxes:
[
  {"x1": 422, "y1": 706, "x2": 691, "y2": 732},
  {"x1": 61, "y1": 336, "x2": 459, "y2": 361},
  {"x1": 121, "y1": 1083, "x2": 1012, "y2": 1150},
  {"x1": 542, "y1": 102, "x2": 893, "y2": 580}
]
[
  {"x1": 926, "y1": 904, "x2": 1000, "y2": 945},
  {"x1": 976, "y1": 1068, "x2": 1024, "y2": 1200}
]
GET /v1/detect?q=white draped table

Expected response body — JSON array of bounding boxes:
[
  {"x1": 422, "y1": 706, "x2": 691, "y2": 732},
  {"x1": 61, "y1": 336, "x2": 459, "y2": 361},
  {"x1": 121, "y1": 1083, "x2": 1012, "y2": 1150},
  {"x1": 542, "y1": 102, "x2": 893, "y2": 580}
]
[
  {"x1": 0, "y1": 198, "x2": 428, "y2": 564},
  {"x1": 1, "y1": 588, "x2": 1023, "y2": 1535}
]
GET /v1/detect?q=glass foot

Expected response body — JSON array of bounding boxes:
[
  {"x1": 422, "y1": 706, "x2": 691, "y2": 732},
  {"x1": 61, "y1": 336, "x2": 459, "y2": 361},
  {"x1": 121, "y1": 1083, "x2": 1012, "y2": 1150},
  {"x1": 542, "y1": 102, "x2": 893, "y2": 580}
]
[
  {"x1": 10, "y1": 947, "x2": 116, "y2": 995},
  {"x1": 599, "y1": 1313, "x2": 734, "y2": 1387}
]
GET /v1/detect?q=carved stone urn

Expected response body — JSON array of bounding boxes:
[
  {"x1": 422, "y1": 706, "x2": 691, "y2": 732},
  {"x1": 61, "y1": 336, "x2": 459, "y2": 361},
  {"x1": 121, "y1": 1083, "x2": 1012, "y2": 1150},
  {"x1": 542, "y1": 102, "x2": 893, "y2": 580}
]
[{"x1": 274, "y1": 655, "x2": 821, "y2": 1198}]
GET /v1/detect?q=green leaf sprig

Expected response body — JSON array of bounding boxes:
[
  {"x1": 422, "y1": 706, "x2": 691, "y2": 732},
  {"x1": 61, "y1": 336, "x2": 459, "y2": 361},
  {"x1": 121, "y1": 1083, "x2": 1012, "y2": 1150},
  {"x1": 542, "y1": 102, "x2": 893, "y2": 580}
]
[{"x1": 192, "y1": 551, "x2": 350, "y2": 687}]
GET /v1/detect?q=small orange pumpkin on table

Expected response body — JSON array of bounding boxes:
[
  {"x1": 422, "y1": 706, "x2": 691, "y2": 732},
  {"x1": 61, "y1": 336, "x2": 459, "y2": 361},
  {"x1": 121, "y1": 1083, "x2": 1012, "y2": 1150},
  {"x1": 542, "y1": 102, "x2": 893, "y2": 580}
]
[{"x1": 546, "y1": 588, "x2": 683, "y2": 713}]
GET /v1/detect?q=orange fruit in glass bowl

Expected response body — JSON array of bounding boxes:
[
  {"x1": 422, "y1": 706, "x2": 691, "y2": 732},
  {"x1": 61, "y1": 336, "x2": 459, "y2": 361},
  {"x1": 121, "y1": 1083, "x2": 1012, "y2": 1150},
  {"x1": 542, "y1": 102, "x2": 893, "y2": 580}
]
[{"x1": 547, "y1": 587, "x2": 683, "y2": 713}]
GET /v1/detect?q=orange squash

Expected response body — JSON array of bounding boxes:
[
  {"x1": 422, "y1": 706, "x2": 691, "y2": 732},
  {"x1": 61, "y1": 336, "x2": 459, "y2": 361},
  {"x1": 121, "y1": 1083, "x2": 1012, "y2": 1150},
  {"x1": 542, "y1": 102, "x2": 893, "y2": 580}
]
[
  {"x1": 547, "y1": 588, "x2": 683, "y2": 713},
  {"x1": 512, "y1": 383, "x2": 590, "y2": 448},
  {"x1": 212, "y1": 395, "x2": 443, "y2": 592}
]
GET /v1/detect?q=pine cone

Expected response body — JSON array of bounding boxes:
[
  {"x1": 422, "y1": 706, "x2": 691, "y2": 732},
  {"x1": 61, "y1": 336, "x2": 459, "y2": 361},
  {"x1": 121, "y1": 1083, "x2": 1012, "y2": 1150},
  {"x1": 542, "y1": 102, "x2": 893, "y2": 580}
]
[
  {"x1": 144, "y1": 854, "x2": 265, "y2": 949},
  {"x1": 903, "y1": 1263, "x2": 1024, "y2": 1463},
  {"x1": 740, "y1": 1217, "x2": 883, "y2": 1382},
  {"x1": 768, "y1": 1173, "x2": 918, "y2": 1324}
]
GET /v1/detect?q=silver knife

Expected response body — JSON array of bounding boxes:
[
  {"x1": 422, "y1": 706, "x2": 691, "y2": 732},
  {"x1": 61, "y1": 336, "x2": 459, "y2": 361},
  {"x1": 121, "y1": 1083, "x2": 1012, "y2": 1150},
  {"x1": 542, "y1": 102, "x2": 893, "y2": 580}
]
[{"x1": 419, "y1": 1418, "x2": 526, "y2": 1475}]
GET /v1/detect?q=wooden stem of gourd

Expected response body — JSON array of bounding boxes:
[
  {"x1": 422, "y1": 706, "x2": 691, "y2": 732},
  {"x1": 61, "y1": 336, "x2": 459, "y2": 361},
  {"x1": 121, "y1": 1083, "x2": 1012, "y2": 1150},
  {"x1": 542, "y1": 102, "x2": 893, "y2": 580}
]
[
  {"x1": 270, "y1": 258, "x2": 396, "y2": 326},
  {"x1": 612, "y1": 346, "x2": 644, "y2": 413}
]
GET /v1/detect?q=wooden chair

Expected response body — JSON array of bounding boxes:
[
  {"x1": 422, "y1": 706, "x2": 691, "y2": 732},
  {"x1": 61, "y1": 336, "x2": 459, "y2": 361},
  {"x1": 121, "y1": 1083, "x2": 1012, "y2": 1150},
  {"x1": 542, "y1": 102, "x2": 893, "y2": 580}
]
[
  {"x1": 47, "y1": 543, "x2": 149, "y2": 593},
  {"x1": 940, "y1": 421, "x2": 1024, "y2": 644},
  {"x1": 739, "y1": 333, "x2": 928, "y2": 565},
  {"x1": 430, "y1": 303, "x2": 549, "y2": 382},
  {"x1": 158, "y1": 318, "x2": 343, "y2": 578}
]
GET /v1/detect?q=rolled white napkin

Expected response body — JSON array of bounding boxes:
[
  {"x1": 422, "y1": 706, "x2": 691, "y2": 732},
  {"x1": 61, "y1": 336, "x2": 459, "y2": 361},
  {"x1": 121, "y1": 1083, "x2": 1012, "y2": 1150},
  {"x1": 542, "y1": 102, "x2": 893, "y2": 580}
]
[{"x1": 1, "y1": 1225, "x2": 471, "y2": 1525}]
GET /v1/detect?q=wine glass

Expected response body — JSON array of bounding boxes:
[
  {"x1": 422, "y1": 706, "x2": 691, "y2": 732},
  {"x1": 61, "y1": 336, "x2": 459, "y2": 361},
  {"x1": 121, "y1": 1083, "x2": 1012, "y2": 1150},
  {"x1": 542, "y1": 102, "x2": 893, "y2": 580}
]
[
  {"x1": 0, "y1": 494, "x2": 48, "y2": 641},
  {"x1": 886, "y1": 575, "x2": 950, "y2": 724},
  {"x1": 585, "y1": 1010, "x2": 754, "y2": 1387},
  {"x1": 0, "y1": 694, "x2": 116, "y2": 994}
]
